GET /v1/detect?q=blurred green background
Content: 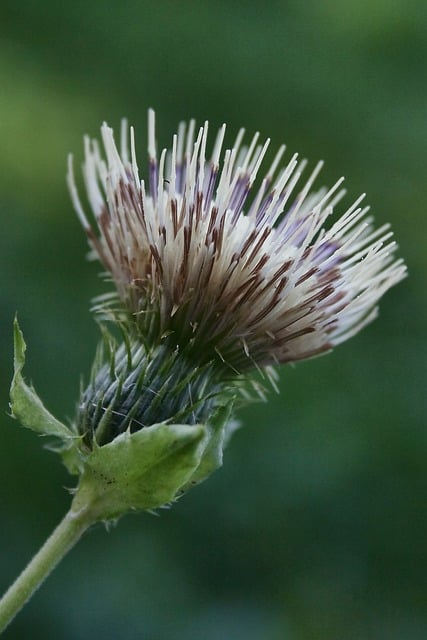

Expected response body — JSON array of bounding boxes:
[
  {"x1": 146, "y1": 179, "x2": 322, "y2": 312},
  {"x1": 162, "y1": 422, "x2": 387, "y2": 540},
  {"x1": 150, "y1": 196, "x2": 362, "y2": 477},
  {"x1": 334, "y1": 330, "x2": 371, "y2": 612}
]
[{"x1": 0, "y1": 1, "x2": 425, "y2": 638}]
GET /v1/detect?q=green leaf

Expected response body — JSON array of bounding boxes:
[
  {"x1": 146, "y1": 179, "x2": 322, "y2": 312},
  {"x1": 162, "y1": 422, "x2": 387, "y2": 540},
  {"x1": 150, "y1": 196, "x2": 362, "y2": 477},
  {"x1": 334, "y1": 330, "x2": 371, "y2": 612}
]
[
  {"x1": 185, "y1": 423, "x2": 225, "y2": 485},
  {"x1": 183, "y1": 401, "x2": 235, "y2": 487},
  {"x1": 10, "y1": 317, "x2": 74, "y2": 443},
  {"x1": 73, "y1": 422, "x2": 208, "y2": 519}
]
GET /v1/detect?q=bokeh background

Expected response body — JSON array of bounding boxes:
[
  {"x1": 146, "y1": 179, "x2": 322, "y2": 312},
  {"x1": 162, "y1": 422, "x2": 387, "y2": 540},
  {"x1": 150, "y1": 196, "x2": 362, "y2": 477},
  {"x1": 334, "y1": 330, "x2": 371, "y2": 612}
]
[{"x1": 0, "y1": 1, "x2": 425, "y2": 638}]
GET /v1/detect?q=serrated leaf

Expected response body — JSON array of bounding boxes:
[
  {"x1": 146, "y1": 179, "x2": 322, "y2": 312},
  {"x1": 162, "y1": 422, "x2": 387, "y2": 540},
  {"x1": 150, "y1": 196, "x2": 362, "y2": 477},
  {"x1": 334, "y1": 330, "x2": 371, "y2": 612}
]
[
  {"x1": 10, "y1": 317, "x2": 74, "y2": 442},
  {"x1": 73, "y1": 422, "x2": 207, "y2": 519}
]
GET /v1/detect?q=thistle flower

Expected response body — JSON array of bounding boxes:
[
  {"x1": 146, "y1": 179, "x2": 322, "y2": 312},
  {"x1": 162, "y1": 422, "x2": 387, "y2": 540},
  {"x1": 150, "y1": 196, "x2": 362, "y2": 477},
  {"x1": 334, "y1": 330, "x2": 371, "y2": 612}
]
[
  {"x1": 68, "y1": 110, "x2": 406, "y2": 374},
  {"x1": 1, "y1": 111, "x2": 407, "y2": 631},
  {"x1": 63, "y1": 110, "x2": 407, "y2": 502}
]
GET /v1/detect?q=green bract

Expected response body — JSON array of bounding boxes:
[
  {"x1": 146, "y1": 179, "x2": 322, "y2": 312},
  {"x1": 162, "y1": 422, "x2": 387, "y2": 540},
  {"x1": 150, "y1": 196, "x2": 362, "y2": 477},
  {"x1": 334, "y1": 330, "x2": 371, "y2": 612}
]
[
  {"x1": 73, "y1": 423, "x2": 207, "y2": 519},
  {"x1": 10, "y1": 318, "x2": 75, "y2": 445},
  {"x1": 10, "y1": 319, "x2": 231, "y2": 520}
]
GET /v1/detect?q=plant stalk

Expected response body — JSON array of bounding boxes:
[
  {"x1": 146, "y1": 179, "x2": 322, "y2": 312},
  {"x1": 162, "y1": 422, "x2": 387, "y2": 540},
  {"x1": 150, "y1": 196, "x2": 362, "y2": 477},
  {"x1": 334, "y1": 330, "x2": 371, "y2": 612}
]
[{"x1": 0, "y1": 501, "x2": 96, "y2": 633}]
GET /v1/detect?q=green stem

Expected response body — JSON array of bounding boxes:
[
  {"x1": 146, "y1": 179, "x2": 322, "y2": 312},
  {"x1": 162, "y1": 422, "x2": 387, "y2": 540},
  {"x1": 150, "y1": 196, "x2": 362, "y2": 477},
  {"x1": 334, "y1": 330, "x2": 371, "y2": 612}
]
[{"x1": 0, "y1": 501, "x2": 96, "y2": 633}]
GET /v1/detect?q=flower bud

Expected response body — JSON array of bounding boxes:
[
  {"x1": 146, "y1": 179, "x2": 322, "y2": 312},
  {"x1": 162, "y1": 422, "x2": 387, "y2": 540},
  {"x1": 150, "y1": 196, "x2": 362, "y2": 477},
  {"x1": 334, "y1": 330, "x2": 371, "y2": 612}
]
[{"x1": 76, "y1": 331, "x2": 231, "y2": 447}]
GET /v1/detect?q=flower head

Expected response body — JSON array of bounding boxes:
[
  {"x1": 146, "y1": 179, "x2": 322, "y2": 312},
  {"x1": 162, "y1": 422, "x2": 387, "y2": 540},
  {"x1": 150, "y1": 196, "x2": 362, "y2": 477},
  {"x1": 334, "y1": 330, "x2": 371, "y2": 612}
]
[
  {"x1": 1, "y1": 107, "x2": 408, "y2": 632},
  {"x1": 68, "y1": 111, "x2": 406, "y2": 373},
  {"x1": 7, "y1": 112, "x2": 408, "y2": 525}
]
